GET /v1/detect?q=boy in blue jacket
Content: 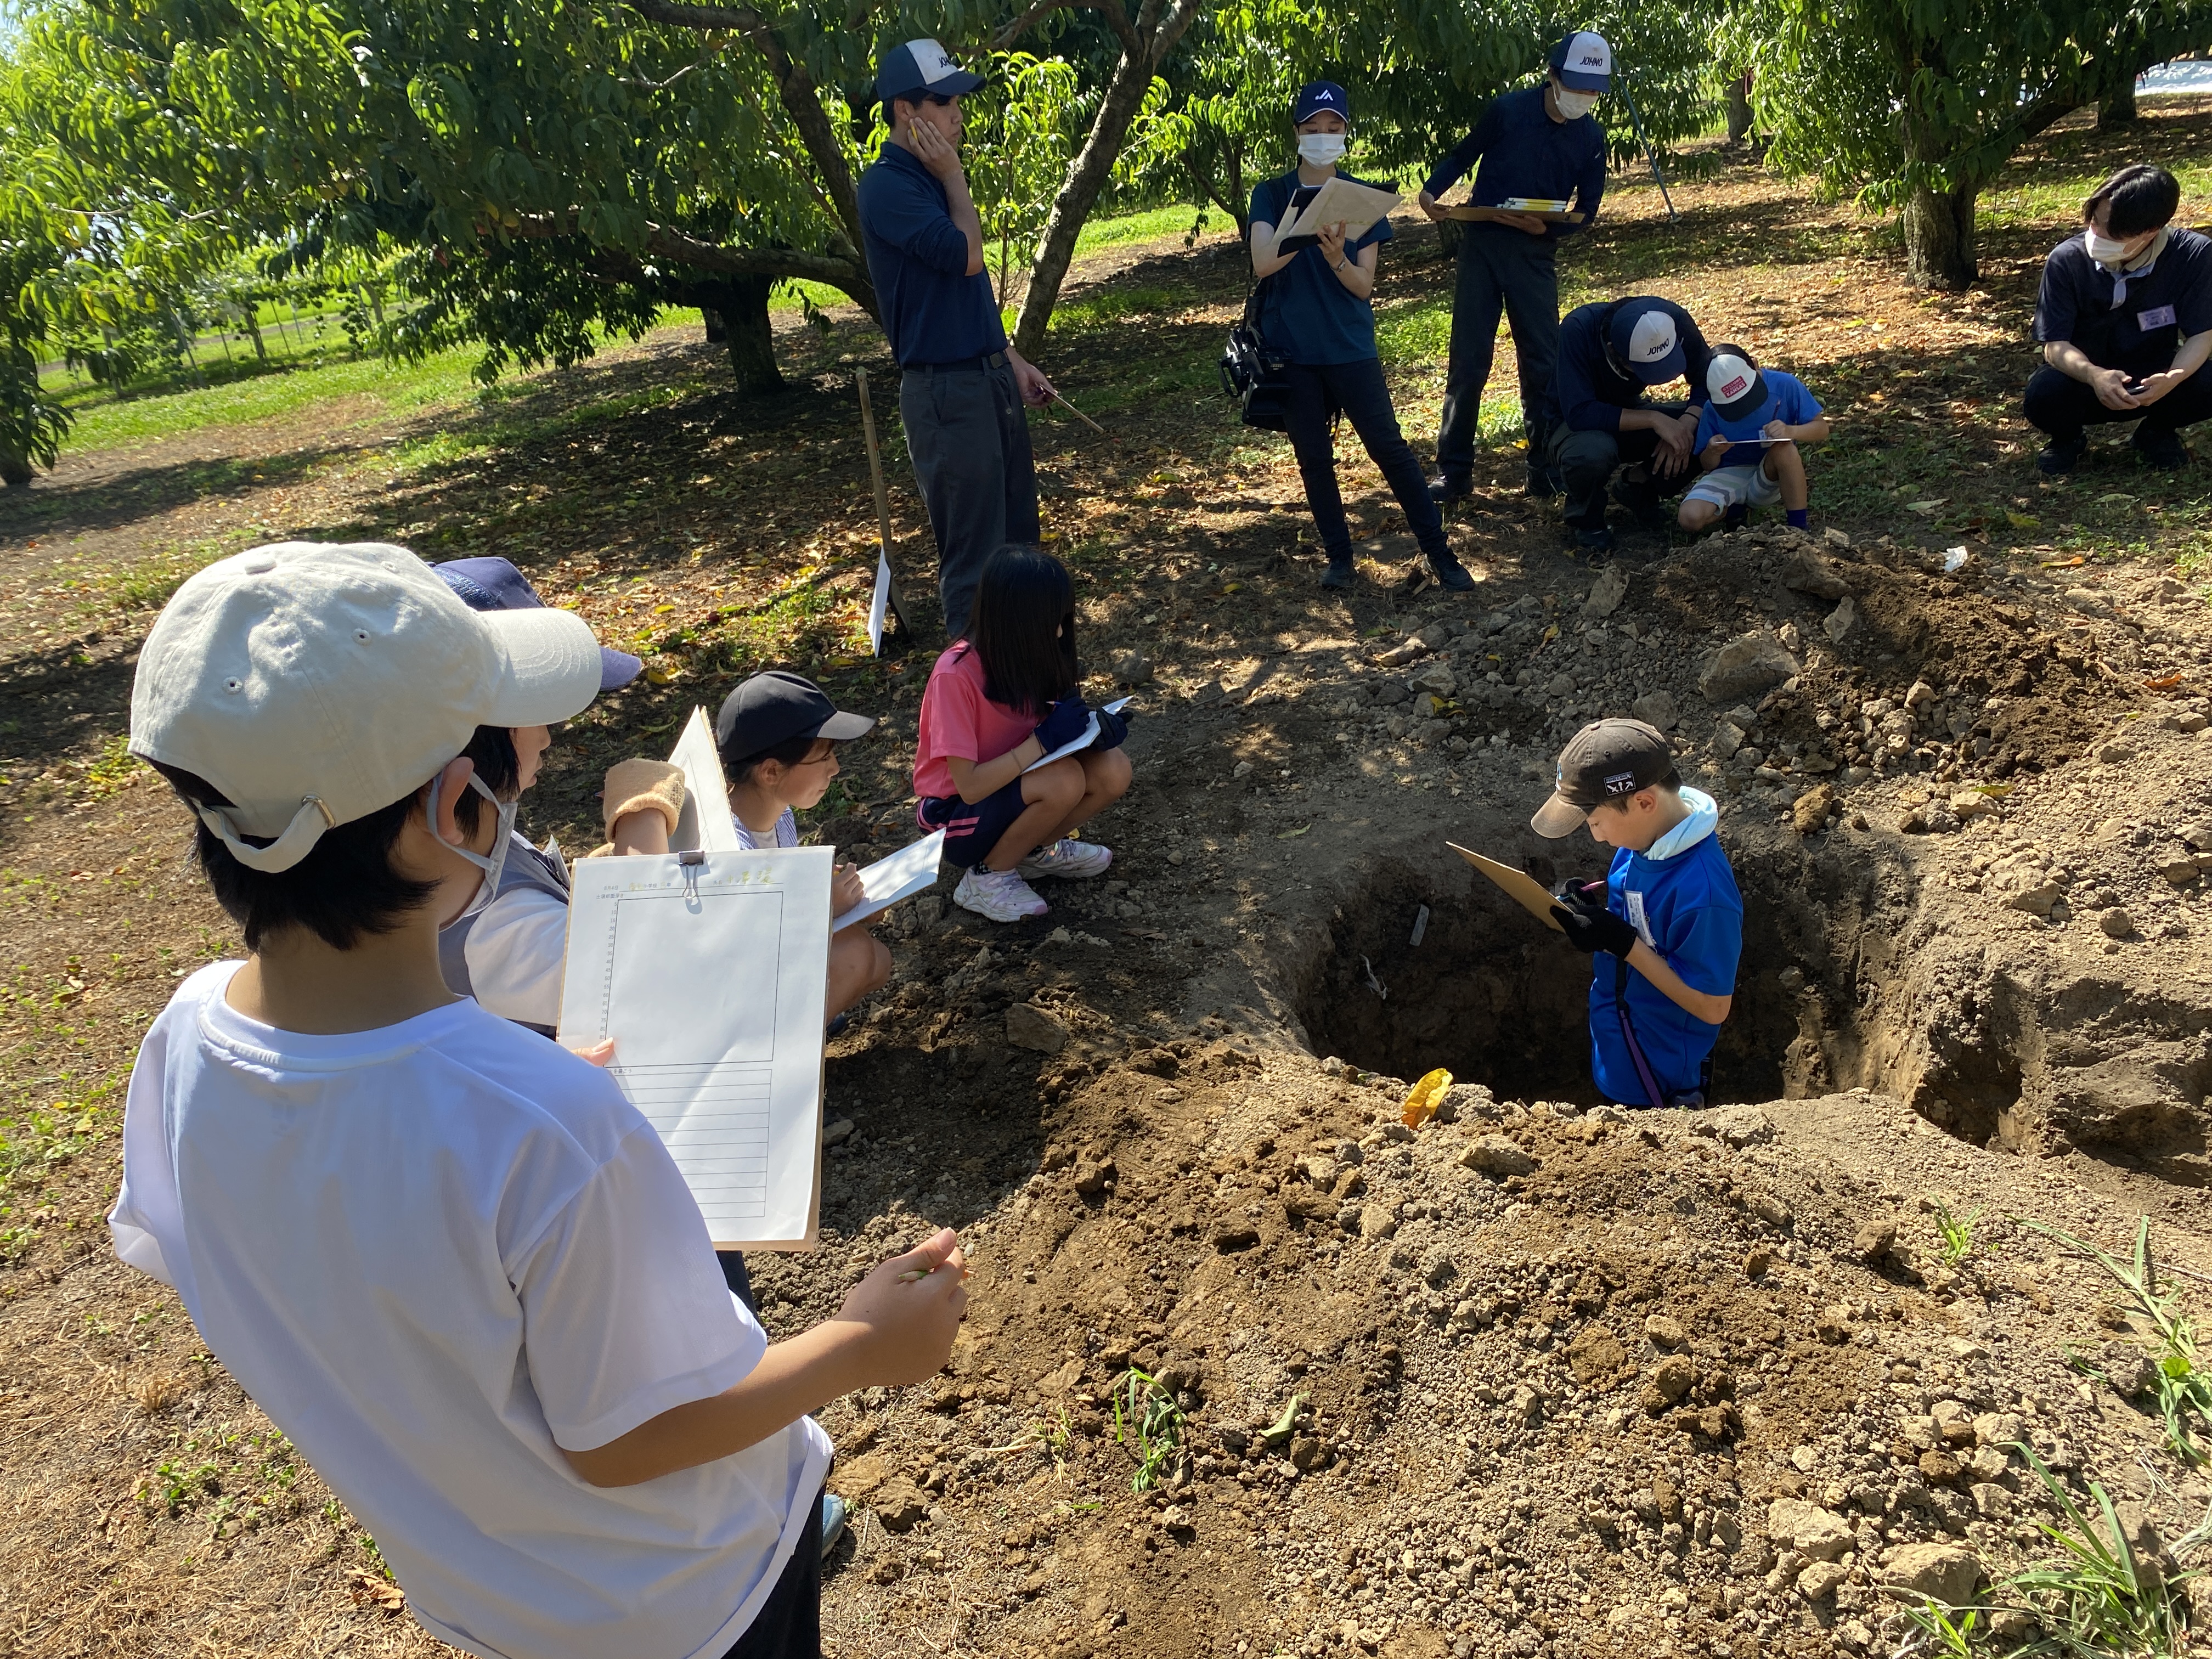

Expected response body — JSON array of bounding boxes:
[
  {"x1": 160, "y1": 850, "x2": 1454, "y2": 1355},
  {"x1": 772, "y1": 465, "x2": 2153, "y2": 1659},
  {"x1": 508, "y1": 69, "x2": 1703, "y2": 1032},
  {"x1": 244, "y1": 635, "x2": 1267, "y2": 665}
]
[{"x1": 1533, "y1": 719, "x2": 1742, "y2": 1108}]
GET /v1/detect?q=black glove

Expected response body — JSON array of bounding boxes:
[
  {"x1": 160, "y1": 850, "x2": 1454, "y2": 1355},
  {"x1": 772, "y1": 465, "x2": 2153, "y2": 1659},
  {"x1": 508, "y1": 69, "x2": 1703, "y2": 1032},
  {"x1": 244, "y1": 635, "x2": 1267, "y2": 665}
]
[
  {"x1": 1551, "y1": 891, "x2": 1637, "y2": 958},
  {"x1": 1034, "y1": 691, "x2": 1088, "y2": 752},
  {"x1": 1093, "y1": 703, "x2": 1131, "y2": 751}
]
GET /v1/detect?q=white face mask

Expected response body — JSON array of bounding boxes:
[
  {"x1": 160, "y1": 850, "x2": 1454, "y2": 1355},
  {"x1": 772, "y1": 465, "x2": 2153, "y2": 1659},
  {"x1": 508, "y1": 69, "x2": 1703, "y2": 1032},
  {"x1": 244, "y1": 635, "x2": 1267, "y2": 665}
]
[
  {"x1": 1296, "y1": 132, "x2": 1347, "y2": 165},
  {"x1": 1554, "y1": 86, "x2": 1598, "y2": 119},
  {"x1": 2085, "y1": 229, "x2": 2141, "y2": 264},
  {"x1": 427, "y1": 770, "x2": 516, "y2": 907}
]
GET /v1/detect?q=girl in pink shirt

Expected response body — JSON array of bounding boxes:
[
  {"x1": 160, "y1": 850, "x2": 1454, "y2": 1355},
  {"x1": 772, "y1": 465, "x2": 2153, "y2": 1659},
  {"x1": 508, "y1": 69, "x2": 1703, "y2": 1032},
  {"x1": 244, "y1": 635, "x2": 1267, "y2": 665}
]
[{"x1": 914, "y1": 547, "x2": 1131, "y2": 922}]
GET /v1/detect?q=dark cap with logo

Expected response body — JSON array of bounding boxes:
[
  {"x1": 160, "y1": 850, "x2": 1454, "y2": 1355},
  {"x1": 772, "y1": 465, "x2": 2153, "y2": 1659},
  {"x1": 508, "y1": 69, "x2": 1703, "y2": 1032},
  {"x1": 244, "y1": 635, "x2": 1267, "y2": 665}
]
[
  {"x1": 876, "y1": 38, "x2": 985, "y2": 103},
  {"x1": 1293, "y1": 81, "x2": 1351, "y2": 123},
  {"x1": 715, "y1": 670, "x2": 875, "y2": 764},
  {"x1": 1531, "y1": 718, "x2": 1677, "y2": 837}
]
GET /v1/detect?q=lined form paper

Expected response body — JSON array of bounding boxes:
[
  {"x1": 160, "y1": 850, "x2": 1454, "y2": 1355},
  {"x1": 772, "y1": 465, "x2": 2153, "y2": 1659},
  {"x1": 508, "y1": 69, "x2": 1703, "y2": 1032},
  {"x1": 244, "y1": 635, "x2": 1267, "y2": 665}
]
[{"x1": 558, "y1": 848, "x2": 831, "y2": 1249}]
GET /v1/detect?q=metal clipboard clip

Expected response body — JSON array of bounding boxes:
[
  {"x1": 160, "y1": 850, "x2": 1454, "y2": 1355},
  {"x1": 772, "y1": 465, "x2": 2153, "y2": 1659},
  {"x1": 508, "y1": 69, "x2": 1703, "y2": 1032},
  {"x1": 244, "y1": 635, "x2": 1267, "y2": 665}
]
[{"x1": 678, "y1": 848, "x2": 707, "y2": 904}]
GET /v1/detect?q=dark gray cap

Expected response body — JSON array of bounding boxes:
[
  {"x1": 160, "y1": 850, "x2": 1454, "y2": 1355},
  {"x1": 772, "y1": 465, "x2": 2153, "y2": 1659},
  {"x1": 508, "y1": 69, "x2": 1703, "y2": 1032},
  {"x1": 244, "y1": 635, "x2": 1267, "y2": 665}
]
[
  {"x1": 714, "y1": 670, "x2": 874, "y2": 761},
  {"x1": 1531, "y1": 718, "x2": 1675, "y2": 837}
]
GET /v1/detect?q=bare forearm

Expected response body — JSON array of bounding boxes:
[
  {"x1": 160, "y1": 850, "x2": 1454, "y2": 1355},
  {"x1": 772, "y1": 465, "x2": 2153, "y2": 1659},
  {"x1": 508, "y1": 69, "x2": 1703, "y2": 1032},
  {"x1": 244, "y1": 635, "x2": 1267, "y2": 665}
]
[
  {"x1": 1626, "y1": 940, "x2": 1732, "y2": 1025},
  {"x1": 2174, "y1": 331, "x2": 2212, "y2": 379},
  {"x1": 1250, "y1": 224, "x2": 1294, "y2": 280},
  {"x1": 948, "y1": 737, "x2": 1044, "y2": 803},
  {"x1": 610, "y1": 811, "x2": 670, "y2": 855},
  {"x1": 2045, "y1": 340, "x2": 2096, "y2": 381},
  {"x1": 562, "y1": 1322, "x2": 871, "y2": 1487},
  {"x1": 1330, "y1": 249, "x2": 1374, "y2": 299}
]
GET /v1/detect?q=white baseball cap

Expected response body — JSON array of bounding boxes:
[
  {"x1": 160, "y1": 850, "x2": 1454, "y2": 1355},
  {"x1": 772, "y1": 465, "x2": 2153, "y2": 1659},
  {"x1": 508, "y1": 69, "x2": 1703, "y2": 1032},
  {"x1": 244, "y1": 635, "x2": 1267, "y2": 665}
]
[
  {"x1": 1607, "y1": 299, "x2": 1688, "y2": 386},
  {"x1": 130, "y1": 541, "x2": 605, "y2": 872},
  {"x1": 1549, "y1": 31, "x2": 1614, "y2": 92},
  {"x1": 1705, "y1": 347, "x2": 1770, "y2": 420}
]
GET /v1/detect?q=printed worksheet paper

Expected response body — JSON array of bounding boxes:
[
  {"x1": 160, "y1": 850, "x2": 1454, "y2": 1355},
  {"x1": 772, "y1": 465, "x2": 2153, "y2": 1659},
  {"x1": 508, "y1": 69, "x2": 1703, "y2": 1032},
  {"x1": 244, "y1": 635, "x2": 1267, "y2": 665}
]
[{"x1": 558, "y1": 848, "x2": 831, "y2": 1249}]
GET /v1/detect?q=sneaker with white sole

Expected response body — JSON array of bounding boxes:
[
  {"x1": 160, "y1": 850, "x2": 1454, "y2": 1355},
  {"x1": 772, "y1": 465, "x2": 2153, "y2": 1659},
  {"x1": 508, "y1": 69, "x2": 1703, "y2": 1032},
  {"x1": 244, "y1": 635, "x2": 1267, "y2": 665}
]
[
  {"x1": 953, "y1": 865, "x2": 1049, "y2": 922},
  {"x1": 1017, "y1": 838, "x2": 1114, "y2": 881}
]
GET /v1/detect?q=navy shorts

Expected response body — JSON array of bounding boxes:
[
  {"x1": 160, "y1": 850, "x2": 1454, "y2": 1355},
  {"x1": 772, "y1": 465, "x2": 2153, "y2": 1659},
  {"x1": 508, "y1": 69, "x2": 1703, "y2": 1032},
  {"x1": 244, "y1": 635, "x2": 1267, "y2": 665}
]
[{"x1": 919, "y1": 778, "x2": 1032, "y2": 870}]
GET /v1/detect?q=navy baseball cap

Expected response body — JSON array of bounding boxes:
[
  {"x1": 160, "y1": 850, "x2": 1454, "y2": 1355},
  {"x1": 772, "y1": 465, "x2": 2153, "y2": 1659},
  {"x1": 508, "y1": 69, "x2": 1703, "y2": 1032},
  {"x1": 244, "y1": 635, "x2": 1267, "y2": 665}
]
[
  {"x1": 1608, "y1": 299, "x2": 1687, "y2": 386},
  {"x1": 1293, "y1": 81, "x2": 1351, "y2": 123},
  {"x1": 715, "y1": 671, "x2": 874, "y2": 763},
  {"x1": 876, "y1": 38, "x2": 985, "y2": 103},
  {"x1": 434, "y1": 557, "x2": 642, "y2": 692},
  {"x1": 1549, "y1": 31, "x2": 1614, "y2": 92}
]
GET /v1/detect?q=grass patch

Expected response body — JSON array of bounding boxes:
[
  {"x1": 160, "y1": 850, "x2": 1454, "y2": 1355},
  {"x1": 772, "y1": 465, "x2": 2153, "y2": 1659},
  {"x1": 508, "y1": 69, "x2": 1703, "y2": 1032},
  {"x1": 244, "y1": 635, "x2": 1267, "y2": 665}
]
[{"x1": 1052, "y1": 286, "x2": 1183, "y2": 328}]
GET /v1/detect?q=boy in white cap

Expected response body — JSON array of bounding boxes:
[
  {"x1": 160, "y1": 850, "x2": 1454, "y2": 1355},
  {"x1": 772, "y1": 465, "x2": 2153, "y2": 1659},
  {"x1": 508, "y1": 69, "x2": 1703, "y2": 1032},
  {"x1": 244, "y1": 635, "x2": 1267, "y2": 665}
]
[
  {"x1": 1679, "y1": 345, "x2": 1830, "y2": 534},
  {"x1": 113, "y1": 541, "x2": 967, "y2": 1659}
]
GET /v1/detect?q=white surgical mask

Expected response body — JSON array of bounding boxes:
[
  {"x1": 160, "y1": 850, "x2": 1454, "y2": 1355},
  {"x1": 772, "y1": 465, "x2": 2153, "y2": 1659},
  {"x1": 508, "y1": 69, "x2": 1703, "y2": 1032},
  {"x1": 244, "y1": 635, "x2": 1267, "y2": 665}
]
[
  {"x1": 2084, "y1": 229, "x2": 2137, "y2": 264},
  {"x1": 1296, "y1": 132, "x2": 1347, "y2": 165},
  {"x1": 1554, "y1": 87, "x2": 1598, "y2": 119},
  {"x1": 427, "y1": 770, "x2": 516, "y2": 907}
]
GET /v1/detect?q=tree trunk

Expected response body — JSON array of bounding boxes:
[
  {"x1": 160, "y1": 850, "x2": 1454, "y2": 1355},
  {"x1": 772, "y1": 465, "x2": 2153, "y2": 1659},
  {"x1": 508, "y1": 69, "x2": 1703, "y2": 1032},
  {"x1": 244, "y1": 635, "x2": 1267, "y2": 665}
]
[
  {"x1": 1903, "y1": 180, "x2": 1978, "y2": 289},
  {"x1": 2101, "y1": 81, "x2": 2137, "y2": 126},
  {"x1": 1725, "y1": 72, "x2": 1753, "y2": 144},
  {"x1": 0, "y1": 442, "x2": 31, "y2": 488},
  {"x1": 702, "y1": 307, "x2": 727, "y2": 344},
  {"x1": 717, "y1": 276, "x2": 782, "y2": 394},
  {"x1": 1011, "y1": 0, "x2": 1202, "y2": 359}
]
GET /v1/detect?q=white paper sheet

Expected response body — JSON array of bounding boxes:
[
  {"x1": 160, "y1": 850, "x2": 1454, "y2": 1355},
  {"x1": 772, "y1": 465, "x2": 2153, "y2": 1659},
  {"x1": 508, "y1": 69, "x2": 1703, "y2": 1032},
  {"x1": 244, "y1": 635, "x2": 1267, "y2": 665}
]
[
  {"x1": 868, "y1": 545, "x2": 893, "y2": 657},
  {"x1": 833, "y1": 830, "x2": 945, "y2": 931},
  {"x1": 1276, "y1": 176, "x2": 1402, "y2": 245},
  {"x1": 558, "y1": 848, "x2": 831, "y2": 1249},
  {"x1": 667, "y1": 708, "x2": 741, "y2": 853},
  {"x1": 1023, "y1": 696, "x2": 1133, "y2": 773}
]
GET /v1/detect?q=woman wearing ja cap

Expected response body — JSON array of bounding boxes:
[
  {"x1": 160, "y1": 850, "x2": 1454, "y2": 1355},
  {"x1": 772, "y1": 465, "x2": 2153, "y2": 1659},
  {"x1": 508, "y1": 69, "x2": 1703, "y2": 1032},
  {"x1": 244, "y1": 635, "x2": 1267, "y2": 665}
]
[{"x1": 1248, "y1": 81, "x2": 1476, "y2": 593}]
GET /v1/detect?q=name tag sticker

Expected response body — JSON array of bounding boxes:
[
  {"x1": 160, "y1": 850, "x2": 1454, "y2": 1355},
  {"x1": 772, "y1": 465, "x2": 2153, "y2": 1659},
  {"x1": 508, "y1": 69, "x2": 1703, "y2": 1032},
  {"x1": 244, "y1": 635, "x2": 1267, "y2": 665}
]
[{"x1": 2138, "y1": 304, "x2": 2179, "y2": 330}]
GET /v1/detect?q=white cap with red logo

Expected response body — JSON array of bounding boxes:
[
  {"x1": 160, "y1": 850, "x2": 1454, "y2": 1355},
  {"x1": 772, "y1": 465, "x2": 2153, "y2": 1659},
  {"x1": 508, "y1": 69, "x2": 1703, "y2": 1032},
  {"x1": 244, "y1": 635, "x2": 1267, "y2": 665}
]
[{"x1": 1705, "y1": 348, "x2": 1770, "y2": 421}]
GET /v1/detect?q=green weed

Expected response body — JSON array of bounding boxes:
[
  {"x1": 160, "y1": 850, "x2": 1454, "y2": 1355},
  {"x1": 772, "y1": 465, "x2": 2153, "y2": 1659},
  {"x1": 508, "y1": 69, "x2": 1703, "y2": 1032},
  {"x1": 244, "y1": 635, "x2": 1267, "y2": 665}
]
[
  {"x1": 2021, "y1": 1215, "x2": 2212, "y2": 1465},
  {"x1": 1933, "y1": 1201, "x2": 1984, "y2": 1267},
  {"x1": 1112, "y1": 1365, "x2": 1184, "y2": 1494}
]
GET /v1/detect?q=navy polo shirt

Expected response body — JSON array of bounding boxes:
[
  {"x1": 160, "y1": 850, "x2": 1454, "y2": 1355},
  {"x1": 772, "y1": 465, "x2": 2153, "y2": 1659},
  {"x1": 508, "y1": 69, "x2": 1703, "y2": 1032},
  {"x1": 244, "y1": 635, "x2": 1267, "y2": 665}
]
[
  {"x1": 856, "y1": 143, "x2": 1006, "y2": 367},
  {"x1": 1543, "y1": 298, "x2": 1713, "y2": 435},
  {"x1": 1422, "y1": 86, "x2": 1607, "y2": 246},
  {"x1": 2033, "y1": 228, "x2": 2212, "y2": 379},
  {"x1": 1588, "y1": 817, "x2": 1742, "y2": 1104},
  {"x1": 1248, "y1": 170, "x2": 1393, "y2": 366}
]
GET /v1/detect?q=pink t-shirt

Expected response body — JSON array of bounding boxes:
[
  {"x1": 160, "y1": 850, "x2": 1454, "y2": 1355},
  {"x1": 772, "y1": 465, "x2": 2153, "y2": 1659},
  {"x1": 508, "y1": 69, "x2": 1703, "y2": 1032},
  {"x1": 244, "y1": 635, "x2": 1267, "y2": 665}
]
[{"x1": 914, "y1": 642, "x2": 1037, "y2": 800}]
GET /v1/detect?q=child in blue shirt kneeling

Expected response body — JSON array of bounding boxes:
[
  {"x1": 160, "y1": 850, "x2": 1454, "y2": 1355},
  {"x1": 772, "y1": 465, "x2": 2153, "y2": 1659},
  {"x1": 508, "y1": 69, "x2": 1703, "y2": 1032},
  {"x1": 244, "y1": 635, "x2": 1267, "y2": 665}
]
[
  {"x1": 1533, "y1": 718, "x2": 1743, "y2": 1108},
  {"x1": 1679, "y1": 345, "x2": 1831, "y2": 535}
]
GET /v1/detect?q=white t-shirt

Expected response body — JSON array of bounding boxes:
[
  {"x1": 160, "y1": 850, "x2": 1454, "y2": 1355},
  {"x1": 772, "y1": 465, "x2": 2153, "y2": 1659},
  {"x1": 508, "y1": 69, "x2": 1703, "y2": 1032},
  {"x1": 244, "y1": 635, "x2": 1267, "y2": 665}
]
[
  {"x1": 109, "y1": 964, "x2": 831, "y2": 1659},
  {"x1": 732, "y1": 807, "x2": 798, "y2": 851},
  {"x1": 464, "y1": 886, "x2": 569, "y2": 1028}
]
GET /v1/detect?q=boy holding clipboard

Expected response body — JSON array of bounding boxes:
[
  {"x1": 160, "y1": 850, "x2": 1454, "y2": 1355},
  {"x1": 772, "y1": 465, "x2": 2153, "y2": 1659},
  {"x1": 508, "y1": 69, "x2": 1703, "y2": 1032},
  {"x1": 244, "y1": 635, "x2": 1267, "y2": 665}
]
[{"x1": 112, "y1": 543, "x2": 966, "y2": 1659}]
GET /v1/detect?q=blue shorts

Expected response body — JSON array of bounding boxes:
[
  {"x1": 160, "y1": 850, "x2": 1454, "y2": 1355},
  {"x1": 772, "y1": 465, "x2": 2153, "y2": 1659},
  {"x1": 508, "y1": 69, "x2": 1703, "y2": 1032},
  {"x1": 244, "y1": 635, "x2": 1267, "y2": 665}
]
[{"x1": 919, "y1": 778, "x2": 1032, "y2": 870}]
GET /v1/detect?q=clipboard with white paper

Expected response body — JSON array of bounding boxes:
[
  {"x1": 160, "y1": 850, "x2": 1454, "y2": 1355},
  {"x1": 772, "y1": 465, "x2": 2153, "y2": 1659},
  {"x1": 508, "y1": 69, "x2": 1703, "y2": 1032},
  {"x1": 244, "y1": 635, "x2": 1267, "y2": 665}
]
[
  {"x1": 667, "y1": 708, "x2": 742, "y2": 853},
  {"x1": 1274, "y1": 176, "x2": 1402, "y2": 247},
  {"x1": 1024, "y1": 696, "x2": 1134, "y2": 773},
  {"x1": 834, "y1": 831, "x2": 945, "y2": 931},
  {"x1": 1447, "y1": 842, "x2": 1566, "y2": 933},
  {"x1": 558, "y1": 848, "x2": 832, "y2": 1249}
]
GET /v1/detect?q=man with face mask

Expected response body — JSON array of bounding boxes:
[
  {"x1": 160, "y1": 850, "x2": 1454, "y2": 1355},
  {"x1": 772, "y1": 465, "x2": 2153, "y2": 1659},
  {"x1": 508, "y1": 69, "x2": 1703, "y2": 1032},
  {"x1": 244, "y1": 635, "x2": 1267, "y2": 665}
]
[
  {"x1": 1417, "y1": 32, "x2": 1613, "y2": 504},
  {"x1": 2027, "y1": 163, "x2": 2212, "y2": 475},
  {"x1": 857, "y1": 40, "x2": 1058, "y2": 639}
]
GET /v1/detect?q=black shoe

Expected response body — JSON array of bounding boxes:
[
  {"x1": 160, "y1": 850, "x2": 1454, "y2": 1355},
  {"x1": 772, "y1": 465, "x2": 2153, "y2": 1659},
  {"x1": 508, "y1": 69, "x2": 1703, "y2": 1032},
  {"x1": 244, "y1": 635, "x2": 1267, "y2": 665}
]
[
  {"x1": 1524, "y1": 466, "x2": 1560, "y2": 500},
  {"x1": 1723, "y1": 503, "x2": 1748, "y2": 531},
  {"x1": 826, "y1": 1011, "x2": 851, "y2": 1040},
  {"x1": 2036, "y1": 434, "x2": 2086, "y2": 476},
  {"x1": 1573, "y1": 525, "x2": 1616, "y2": 555},
  {"x1": 1610, "y1": 478, "x2": 1667, "y2": 531},
  {"x1": 2134, "y1": 427, "x2": 2190, "y2": 470},
  {"x1": 1428, "y1": 472, "x2": 1472, "y2": 504},
  {"x1": 1319, "y1": 557, "x2": 1354, "y2": 589},
  {"x1": 1426, "y1": 552, "x2": 1477, "y2": 592}
]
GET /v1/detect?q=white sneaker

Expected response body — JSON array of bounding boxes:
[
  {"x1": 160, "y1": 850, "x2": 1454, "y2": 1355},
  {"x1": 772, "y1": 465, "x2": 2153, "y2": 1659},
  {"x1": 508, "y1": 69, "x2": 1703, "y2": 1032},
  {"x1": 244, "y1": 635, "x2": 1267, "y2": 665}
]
[
  {"x1": 1017, "y1": 838, "x2": 1114, "y2": 881},
  {"x1": 953, "y1": 865, "x2": 1048, "y2": 922}
]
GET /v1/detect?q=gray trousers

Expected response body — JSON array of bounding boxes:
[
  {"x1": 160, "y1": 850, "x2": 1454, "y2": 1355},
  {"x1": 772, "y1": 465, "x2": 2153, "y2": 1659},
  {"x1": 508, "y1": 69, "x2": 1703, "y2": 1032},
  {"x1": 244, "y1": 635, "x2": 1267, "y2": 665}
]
[
  {"x1": 899, "y1": 357, "x2": 1040, "y2": 639},
  {"x1": 1546, "y1": 404, "x2": 1690, "y2": 531},
  {"x1": 1435, "y1": 228, "x2": 1562, "y2": 482}
]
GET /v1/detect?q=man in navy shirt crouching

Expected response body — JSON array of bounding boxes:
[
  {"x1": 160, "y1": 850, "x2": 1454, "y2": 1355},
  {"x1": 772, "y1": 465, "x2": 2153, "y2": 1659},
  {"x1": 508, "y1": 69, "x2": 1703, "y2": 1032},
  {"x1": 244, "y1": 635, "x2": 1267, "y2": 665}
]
[
  {"x1": 857, "y1": 40, "x2": 1058, "y2": 639},
  {"x1": 2027, "y1": 163, "x2": 2212, "y2": 476}
]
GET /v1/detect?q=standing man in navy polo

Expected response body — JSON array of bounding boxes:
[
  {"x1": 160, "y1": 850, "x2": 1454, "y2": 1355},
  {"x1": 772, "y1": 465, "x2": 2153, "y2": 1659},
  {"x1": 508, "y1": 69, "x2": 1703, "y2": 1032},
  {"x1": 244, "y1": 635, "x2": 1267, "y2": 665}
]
[
  {"x1": 857, "y1": 39, "x2": 1057, "y2": 639},
  {"x1": 1417, "y1": 32, "x2": 1612, "y2": 504}
]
